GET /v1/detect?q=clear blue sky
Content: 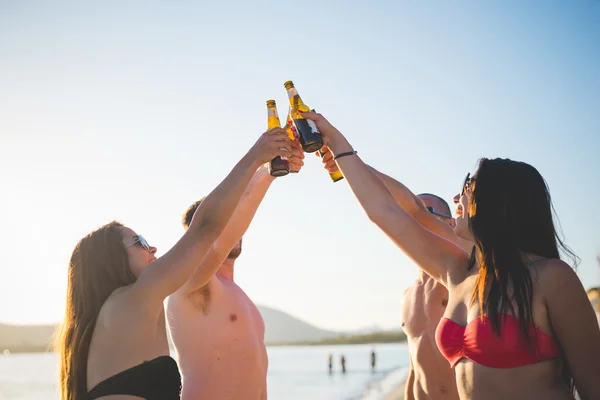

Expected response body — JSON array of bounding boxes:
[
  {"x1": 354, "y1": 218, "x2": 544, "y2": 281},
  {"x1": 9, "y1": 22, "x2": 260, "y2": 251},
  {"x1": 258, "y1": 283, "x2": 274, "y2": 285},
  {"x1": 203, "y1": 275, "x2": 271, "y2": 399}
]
[{"x1": 1, "y1": 1, "x2": 599, "y2": 331}]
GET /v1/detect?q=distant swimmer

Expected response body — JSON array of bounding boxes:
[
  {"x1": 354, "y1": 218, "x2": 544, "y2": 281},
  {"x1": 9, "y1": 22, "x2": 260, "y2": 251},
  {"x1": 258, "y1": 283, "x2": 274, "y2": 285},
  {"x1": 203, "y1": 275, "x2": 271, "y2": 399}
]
[{"x1": 370, "y1": 349, "x2": 376, "y2": 372}]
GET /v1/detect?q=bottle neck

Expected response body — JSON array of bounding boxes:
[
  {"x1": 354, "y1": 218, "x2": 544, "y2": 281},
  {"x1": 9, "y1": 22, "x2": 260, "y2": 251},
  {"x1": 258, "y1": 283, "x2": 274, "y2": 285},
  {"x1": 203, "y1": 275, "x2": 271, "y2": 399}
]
[
  {"x1": 267, "y1": 107, "x2": 281, "y2": 129},
  {"x1": 286, "y1": 87, "x2": 305, "y2": 108}
]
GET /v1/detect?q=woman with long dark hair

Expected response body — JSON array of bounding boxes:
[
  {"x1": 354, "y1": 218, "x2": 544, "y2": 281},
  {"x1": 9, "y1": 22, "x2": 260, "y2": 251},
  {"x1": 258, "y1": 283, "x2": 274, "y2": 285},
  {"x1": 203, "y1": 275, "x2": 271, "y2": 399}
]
[
  {"x1": 56, "y1": 128, "x2": 293, "y2": 400},
  {"x1": 303, "y1": 111, "x2": 600, "y2": 400}
]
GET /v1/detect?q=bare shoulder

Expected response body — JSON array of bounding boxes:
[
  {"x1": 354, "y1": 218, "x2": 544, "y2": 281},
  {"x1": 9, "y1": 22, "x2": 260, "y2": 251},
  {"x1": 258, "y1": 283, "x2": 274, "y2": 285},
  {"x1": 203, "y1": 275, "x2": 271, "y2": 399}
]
[
  {"x1": 402, "y1": 280, "x2": 420, "y2": 299},
  {"x1": 403, "y1": 282, "x2": 416, "y2": 294},
  {"x1": 537, "y1": 258, "x2": 577, "y2": 284},
  {"x1": 101, "y1": 286, "x2": 130, "y2": 312},
  {"x1": 536, "y1": 258, "x2": 581, "y2": 296},
  {"x1": 95, "y1": 287, "x2": 137, "y2": 328},
  {"x1": 107, "y1": 284, "x2": 163, "y2": 319}
]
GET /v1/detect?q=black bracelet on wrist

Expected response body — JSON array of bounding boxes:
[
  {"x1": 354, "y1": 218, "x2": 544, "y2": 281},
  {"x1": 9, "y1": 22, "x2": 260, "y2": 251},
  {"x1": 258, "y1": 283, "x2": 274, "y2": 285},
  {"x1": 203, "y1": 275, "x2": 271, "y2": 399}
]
[{"x1": 334, "y1": 150, "x2": 357, "y2": 160}]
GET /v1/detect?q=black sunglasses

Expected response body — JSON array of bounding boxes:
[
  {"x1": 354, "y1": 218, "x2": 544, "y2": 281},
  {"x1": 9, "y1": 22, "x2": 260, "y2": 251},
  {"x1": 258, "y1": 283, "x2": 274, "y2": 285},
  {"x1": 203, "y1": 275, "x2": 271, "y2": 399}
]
[
  {"x1": 126, "y1": 235, "x2": 151, "y2": 251},
  {"x1": 461, "y1": 173, "x2": 475, "y2": 196},
  {"x1": 426, "y1": 206, "x2": 452, "y2": 219}
]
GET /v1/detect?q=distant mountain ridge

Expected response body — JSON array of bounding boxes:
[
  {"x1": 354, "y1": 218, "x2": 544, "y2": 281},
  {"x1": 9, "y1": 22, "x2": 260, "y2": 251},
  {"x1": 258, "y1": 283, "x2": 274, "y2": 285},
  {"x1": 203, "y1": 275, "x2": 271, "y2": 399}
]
[
  {"x1": 0, "y1": 323, "x2": 57, "y2": 352},
  {"x1": 259, "y1": 305, "x2": 339, "y2": 343},
  {"x1": 0, "y1": 305, "x2": 346, "y2": 352}
]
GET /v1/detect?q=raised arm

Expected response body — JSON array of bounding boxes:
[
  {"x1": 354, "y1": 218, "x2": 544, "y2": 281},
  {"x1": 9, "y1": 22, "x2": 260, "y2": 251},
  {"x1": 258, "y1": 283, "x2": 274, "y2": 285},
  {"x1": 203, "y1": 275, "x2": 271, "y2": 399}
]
[
  {"x1": 369, "y1": 166, "x2": 474, "y2": 254},
  {"x1": 368, "y1": 165, "x2": 421, "y2": 214},
  {"x1": 303, "y1": 112, "x2": 469, "y2": 286},
  {"x1": 181, "y1": 141, "x2": 304, "y2": 293},
  {"x1": 317, "y1": 150, "x2": 472, "y2": 253},
  {"x1": 131, "y1": 128, "x2": 293, "y2": 306}
]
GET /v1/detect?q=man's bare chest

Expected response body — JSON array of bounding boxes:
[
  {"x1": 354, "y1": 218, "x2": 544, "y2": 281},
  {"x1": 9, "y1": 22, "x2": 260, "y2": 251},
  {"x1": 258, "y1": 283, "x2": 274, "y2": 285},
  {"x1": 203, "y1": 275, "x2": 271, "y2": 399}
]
[
  {"x1": 189, "y1": 280, "x2": 265, "y2": 337},
  {"x1": 401, "y1": 280, "x2": 448, "y2": 338}
]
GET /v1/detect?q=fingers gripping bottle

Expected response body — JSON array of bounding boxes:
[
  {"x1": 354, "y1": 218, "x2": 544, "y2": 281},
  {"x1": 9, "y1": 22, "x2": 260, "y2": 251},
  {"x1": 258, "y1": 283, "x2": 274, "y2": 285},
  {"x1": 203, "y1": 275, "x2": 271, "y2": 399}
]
[
  {"x1": 284, "y1": 80, "x2": 323, "y2": 153},
  {"x1": 311, "y1": 108, "x2": 343, "y2": 183}
]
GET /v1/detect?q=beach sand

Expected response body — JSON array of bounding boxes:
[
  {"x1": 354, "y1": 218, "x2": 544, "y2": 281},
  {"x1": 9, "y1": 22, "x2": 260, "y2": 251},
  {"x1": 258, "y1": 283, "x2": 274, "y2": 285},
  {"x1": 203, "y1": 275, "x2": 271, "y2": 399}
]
[{"x1": 384, "y1": 375, "x2": 407, "y2": 400}]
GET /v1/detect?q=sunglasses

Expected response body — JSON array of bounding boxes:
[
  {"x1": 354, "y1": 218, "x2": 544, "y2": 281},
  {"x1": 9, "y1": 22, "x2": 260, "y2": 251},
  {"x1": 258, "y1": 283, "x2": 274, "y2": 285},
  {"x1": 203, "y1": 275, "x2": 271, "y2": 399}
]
[
  {"x1": 426, "y1": 207, "x2": 452, "y2": 219},
  {"x1": 126, "y1": 235, "x2": 151, "y2": 251},
  {"x1": 461, "y1": 173, "x2": 476, "y2": 196}
]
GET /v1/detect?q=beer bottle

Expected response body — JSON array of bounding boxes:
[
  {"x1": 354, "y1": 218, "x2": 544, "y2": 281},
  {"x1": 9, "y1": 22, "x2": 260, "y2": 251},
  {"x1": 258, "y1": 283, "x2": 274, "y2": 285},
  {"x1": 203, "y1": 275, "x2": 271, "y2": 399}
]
[
  {"x1": 310, "y1": 109, "x2": 343, "y2": 183},
  {"x1": 284, "y1": 106, "x2": 300, "y2": 173},
  {"x1": 317, "y1": 147, "x2": 344, "y2": 182},
  {"x1": 284, "y1": 80, "x2": 323, "y2": 153},
  {"x1": 266, "y1": 100, "x2": 290, "y2": 177},
  {"x1": 284, "y1": 107, "x2": 296, "y2": 141}
]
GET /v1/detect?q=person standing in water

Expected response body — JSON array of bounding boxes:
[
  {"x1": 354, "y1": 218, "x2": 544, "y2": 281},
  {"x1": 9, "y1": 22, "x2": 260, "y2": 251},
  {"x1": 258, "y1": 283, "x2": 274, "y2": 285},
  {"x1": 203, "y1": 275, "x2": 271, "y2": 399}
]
[{"x1": 370, "y1": 349, "x2": 376, "y2": 372}]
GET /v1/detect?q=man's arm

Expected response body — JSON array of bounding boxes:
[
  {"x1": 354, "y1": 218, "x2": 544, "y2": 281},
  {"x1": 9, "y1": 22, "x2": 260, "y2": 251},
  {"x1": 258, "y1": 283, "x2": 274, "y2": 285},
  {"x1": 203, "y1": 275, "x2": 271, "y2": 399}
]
[
  {"x1": 366, "y1": 165, "x2": 423, "y2": 216},
  {"x1": 129, "y1": 128, "x2": 293, "y2": 306},
  {"x1": 367, "y1": 165, "x2": 473, "y2": 253},
  {"x1": 181, "y1": 165, "x2": 276, "y2": 293},
  {"x1": 317, "y1": 149, "x2": 469, "y2": 251}
]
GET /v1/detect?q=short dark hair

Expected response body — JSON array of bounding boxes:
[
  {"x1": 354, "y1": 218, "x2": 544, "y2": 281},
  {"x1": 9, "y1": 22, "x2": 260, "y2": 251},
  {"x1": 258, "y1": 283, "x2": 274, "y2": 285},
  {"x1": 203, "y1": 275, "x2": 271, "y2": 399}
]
[
  {"x1": 417, "y1": 193, "x2": 451, "y2": 216},
  {"x1": 182, "y1": 197, "x2": 206, "y2": 229}
]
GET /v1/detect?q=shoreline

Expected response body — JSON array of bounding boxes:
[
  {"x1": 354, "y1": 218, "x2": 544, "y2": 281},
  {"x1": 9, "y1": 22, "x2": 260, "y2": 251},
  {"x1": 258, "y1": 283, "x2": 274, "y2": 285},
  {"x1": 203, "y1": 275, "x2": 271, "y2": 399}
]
[
  {"x1": 384, "y1": 375, "x2": 407, "y2": 400},
  {"x1": 362, "y1": 367, "x2": 408, "y2": 400}
]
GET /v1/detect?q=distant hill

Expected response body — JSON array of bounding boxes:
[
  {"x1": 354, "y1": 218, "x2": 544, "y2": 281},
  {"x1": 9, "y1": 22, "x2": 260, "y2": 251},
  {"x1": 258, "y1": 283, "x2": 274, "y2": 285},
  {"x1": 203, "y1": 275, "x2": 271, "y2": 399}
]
[
  {"x1": 258, "y1": 305, "x2": 339, "y2": 344},
  {"x1": 0, "y1": 323, "x2": 57, "y2": 353},
  {"x1": 0, "y1": 304, "x2": 343, "y2": 352}
]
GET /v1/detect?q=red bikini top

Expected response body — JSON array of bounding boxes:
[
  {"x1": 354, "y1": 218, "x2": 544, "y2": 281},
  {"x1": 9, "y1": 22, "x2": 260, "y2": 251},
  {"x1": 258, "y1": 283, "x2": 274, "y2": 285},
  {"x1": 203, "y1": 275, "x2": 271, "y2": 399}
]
[{"x1": 435, "y1": 314, "x2": 559, "y2": 368}]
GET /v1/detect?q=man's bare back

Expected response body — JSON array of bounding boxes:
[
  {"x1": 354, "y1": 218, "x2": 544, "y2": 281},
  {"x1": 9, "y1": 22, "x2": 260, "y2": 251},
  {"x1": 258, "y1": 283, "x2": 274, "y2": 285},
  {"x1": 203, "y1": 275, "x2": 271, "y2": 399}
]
[
  {"x1": 401, "y1": 272, "x2": 459, "y2": 400},
  {"x1": 167, "y1": 271, "x2": 267, "y2": 399}
]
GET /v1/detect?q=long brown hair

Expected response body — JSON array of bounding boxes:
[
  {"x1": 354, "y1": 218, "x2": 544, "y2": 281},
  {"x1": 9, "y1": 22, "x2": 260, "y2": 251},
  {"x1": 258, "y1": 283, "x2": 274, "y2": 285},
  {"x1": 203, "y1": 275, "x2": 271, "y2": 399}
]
[
  {"x1": 467, "y1": 158, "x2": 577, "y2": 390},
  {"x1": 57, "y1": 221, "x2": 137, "y2": 400}
]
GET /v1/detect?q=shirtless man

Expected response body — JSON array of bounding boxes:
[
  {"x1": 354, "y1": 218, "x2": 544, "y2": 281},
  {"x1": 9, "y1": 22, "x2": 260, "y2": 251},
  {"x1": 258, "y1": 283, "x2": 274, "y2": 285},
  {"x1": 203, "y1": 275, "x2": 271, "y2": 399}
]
[
  {"x1": 317, "y1": 151, "x2": 472, "y2": 400},
  {"x1": 399, "y1": 193, "x2": 460, "y2": 400},
  {"x1": 365, "y1": 172, "x2": 473, "y2": 400},
  {"x1": 166, "y1": 147, "x2": 304, "y2": 399}
]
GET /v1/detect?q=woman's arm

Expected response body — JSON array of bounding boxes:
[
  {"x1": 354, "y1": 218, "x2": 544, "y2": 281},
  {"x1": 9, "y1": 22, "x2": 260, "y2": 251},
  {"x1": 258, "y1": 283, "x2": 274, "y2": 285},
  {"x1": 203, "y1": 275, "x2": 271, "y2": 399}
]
[
  {"x1": 303, "y1": 112, "x2": 468, "y2": 286},
  {"x1": 131, "y1": 128, "x2": 292, "y2": 306},
  {"x1": 318, "y1": 148, "x2": 473, "y2": 254}
]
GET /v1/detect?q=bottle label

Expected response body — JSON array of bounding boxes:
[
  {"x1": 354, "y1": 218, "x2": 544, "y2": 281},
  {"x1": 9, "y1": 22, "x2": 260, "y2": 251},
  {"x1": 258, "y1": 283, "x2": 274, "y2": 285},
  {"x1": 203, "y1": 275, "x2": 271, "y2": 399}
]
[{"x1": 307, "y1": 119, "x2": 320, "y2": 134}]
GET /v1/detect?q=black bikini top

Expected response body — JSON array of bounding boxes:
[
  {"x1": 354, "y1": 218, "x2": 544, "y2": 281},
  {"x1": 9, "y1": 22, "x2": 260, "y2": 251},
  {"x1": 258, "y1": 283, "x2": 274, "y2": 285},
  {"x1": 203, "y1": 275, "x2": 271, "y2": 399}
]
[{"x1": 88, "y1": 355, "x2": 181, "y2": 400}]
